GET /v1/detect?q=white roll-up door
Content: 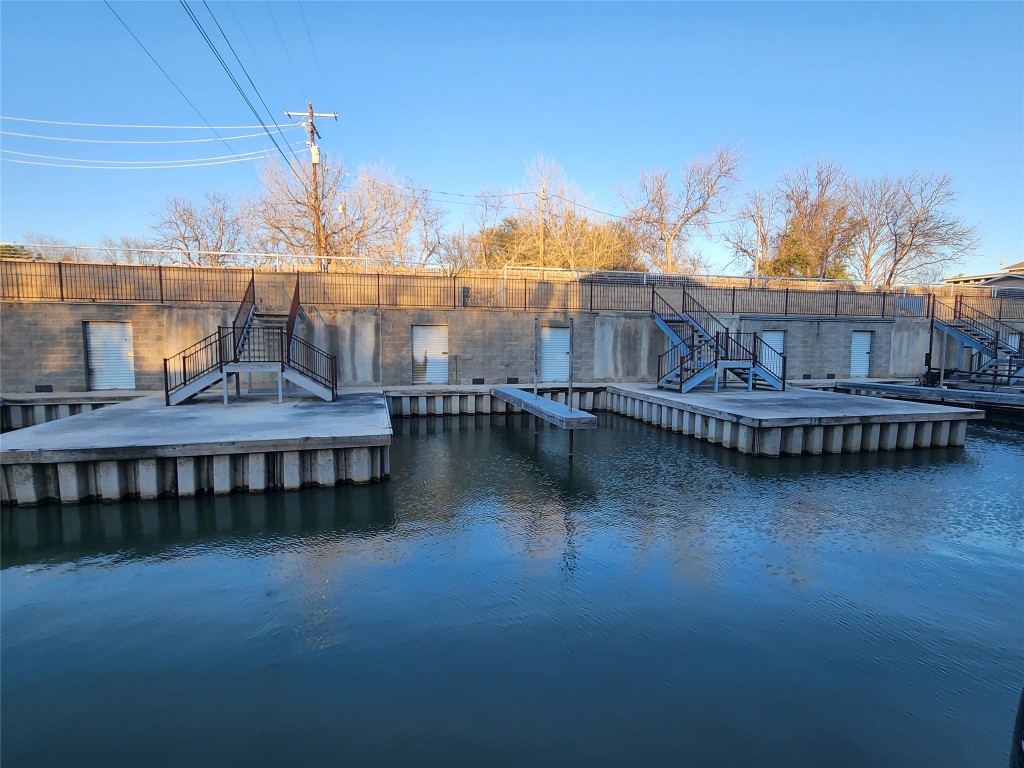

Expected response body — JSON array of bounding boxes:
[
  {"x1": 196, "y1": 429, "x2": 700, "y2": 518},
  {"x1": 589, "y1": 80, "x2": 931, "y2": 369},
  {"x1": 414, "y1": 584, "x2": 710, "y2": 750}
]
[
  {"x1": 761, "y1": 330, "x2": 785, "y2": 354},
  {"x1": 850, "y1": 331, "x2": 872, "y2": 377},
  {"x1": 412, "y1": 325, "x2": 448, "y2": 384},
  {"x1": 540, "y1": 326, "x2": 570, "y2": 381},
  {"x1": 85, "y1": 321, "x2": 136, "y2": 390}
]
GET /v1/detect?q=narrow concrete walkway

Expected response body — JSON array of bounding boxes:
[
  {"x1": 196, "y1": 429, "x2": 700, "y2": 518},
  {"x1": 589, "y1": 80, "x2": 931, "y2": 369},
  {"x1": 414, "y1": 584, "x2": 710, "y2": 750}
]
[{"x1": 490, "y1": 386, "x2": 597, "y2": 429}]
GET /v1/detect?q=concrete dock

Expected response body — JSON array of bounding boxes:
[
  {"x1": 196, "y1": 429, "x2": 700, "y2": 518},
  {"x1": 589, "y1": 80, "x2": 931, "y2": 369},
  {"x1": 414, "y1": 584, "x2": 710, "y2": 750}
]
[
  {"x1": 605, "y1": 384, "x2": 984, "y2": 456},
  {"x1": 0, "y1": 391, "x2": 392, "y2": 505}
]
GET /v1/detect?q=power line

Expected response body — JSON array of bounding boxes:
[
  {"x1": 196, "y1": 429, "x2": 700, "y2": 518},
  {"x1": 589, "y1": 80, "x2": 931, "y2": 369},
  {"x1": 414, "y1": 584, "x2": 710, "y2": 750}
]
[
  {"x1": 201, "y1": 1, "x2": 303, "y2": 168},
  {"x1": 178, "y1": 0, "x2": 301, "y2": 179},
  {"x1": 102, "y1": 0, "x2": 264, "y2": 185},
  {"x1": 296, "y1": 2, "x2": 327, "y2": 91},
  {"x1": 2, "y1": 155, "x2": 277, "y2": 170},
  {"x1": 1, "y1": 144, "x2": 302, "y2": 164},
  {"x1": 343, "y1": 172, "x2": 531, "y2": 201},
  {"x1": 0, "y1": 115, "x2": 301, "y2": 130},
  {"x1": 226, "y1": 2, "x2": 286, "y2": 115},
  {"x1": 265, "y1": 1, "x2": 303, "y2": 90},
  {"x1": 0, "y1": 129, "x2": 298, "y2": 144}
]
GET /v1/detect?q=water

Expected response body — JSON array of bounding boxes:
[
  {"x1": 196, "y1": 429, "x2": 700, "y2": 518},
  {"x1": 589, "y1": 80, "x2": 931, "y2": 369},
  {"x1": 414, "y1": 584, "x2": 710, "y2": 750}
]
[{"x1": 2, "y1": 415, "x2": 1022, "y2": 767}]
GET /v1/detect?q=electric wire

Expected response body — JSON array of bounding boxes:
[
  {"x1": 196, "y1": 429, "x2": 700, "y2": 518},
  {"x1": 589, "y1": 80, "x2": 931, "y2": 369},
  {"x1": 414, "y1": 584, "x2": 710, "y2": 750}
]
[
  {"x1": 1, "y1": 144, "x2": 303, "y2": 164},
  {"x1": 201, "y1": 1, "x2": 303, "y2": 168},
  {"x1": 297, "y1": 2, "x2": 327, "y2": 91},
  {"x1": 2, "y1": 155, "x2": 277, "y2": 170},
  {"x1": 226, "y1": 2, "x2": 286, "y2": 115},
  {"x1": 0, "y1": 116, "x2": 300, "y2": 130},
  {"x1": 0, "y1": 129, "x2": 298, "y2": 144},
  {"x1": 102, "y1": 0, "x2": 264, "y2": 184},
  {"x1": 179, "y1": 0, "x2": 301, "y2": 180},
  {"x1": 264, "y1": 1, "x2": 303, "y2": 90}
]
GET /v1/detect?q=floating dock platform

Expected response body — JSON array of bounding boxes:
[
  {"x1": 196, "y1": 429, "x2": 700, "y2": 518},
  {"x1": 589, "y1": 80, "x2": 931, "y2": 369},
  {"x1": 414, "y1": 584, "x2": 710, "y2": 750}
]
[
  {"x1": 0, "y1": 391, "x2": 392, "y2": 505},
  {"x1": 490, "y1": 386, "x2": 597, "y2": 429},
  {"x1": 604, "y1": 385, "x2": 984, "y2": 457}
]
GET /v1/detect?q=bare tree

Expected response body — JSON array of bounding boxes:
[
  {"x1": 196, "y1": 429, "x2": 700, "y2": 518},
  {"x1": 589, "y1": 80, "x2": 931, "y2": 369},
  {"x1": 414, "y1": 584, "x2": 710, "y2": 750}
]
[
  {"x1": 847, "y1": 176, "x2": 898, "y2": 286},
  {"x1": 150, "y1": 191, "x2": 252, "y2": 266},
  {"x1": 770, "y1": 161, "x2": 859, "y2": 279},
  {"x1": 878, "y1": 172, "x2": 978, "y2": 288},
  {"x1": 619, "y1": 146, "x2": 741, "y2": 273},
  {"x1": 99, "y1": 234, "x2": 161, "y2": 264},
  {"x1": 722, "y1": 187, "x2": 784, "y2": 278}
]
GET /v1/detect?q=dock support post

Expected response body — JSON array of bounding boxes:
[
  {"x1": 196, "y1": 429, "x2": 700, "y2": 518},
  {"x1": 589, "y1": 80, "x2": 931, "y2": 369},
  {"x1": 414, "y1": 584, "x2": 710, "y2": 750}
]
[
  {"x1": 137, "y1": 459, "x2": 159, "y2": 500},
  {"x1": 842, "y1": 425, "x2": 863, "y2": 453},
  {"x1": 58, "y1": 462, "x2": 85, "y2": 503},
  {"x1": 213, "y1": 455, "x2": 232, "y2": 494},
  {"x1": 782, "y1": 427, "x2": 804, "y2": 455},
  {"x1": 176, "y1": 458, "x2": 197, "y2": 497},
  {"x1": 861, "y1": 424, "x2": 881, "y2": 452},
  {"x1": 913, "y1": 422, "x2": 934, "y2": 448},
  {"x1": 879, "y1": 423, "x2": 898, "y2": 451},
  {"x1": 896, "y1": 423, "x2": 917, "y2": 450},
  {"x1": 98, "y1": 460, "x2": 123, "y2": 501}
]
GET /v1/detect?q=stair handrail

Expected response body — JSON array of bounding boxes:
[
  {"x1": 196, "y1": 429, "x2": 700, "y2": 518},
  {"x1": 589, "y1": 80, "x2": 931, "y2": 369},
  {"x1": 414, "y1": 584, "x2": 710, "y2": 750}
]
[
  {"x1": 954, "y1": 296, "x2": 1021, "y2": 354},
  {"x1": 752, "y1": 334, "x2": 787, "y2": 390},
  {"x1": 163, "y1": 330, "x2": 224, "y2": 405},
  {"x1": 658, "y1": 340, "x2": 686, "y2": 382},
  {"x1": 680, "y1": 286, "x2": 729, "y2": 339},
  {"x1": 285, "y1": 275, "x2": 300, "y2": 361},
  {"x1": 231, "y1": 273, "x2": 256, "y2": 359},
  {"x1": 673, "y1": 337, "x2": 718, "y2": 391},
  {"x1": 289, "y1": 336, "x2": 337, "y2": 397}
]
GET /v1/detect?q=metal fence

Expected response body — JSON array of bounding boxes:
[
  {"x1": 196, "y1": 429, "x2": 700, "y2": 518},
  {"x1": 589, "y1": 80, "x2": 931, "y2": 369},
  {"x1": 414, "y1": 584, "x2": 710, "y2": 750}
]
[{"x1": 5, "y1": 258, "x2": 1022, "y2": 321}]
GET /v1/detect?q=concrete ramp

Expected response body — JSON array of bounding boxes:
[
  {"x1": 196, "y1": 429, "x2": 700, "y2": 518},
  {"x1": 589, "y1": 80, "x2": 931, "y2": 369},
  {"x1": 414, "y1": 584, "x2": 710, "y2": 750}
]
[{"x1": 491, "y1": 386, "x2": 597, "y2": 429}]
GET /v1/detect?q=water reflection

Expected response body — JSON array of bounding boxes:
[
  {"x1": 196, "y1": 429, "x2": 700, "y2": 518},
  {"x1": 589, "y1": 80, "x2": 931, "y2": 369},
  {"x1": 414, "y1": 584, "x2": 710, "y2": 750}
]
[
  {"x1": 1, "y1": 414, "x2": 1021, "y2": 768},
  {"x1": 1, "y1": 486, "x2": 396, "y2": 569}
]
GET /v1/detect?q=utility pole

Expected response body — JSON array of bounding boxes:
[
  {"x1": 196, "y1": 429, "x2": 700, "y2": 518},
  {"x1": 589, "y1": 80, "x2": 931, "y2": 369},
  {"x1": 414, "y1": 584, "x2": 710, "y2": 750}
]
[
  {"x1": 284, "y1": 102, "x2": 338, "y2": 270},
  {"x1": 538, "y1": 182, "x2": 546, "y2": 269}
]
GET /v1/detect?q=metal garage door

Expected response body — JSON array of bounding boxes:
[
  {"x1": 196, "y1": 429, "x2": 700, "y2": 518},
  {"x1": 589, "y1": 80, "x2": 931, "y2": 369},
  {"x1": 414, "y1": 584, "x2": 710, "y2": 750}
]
[
  {"x1": 412, "y1": 325, "x2": 448, "y2": 384},
  {"x1": 850, "y1": 331, "x2": 872, "y2": 377},
  {"x1": 540, "y1": 326, "x2": 570, "y2": 381},
  {"x1": 762, "y1": 330, "x2": 785, "y2": 354},
  {"x1": 85, "y1": 321, "x2": 136, "y2": 389}
]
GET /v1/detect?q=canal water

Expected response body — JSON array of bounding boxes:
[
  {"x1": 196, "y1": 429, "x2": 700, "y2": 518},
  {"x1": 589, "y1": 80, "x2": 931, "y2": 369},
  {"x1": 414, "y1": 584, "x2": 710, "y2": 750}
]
[{"x1": 2, "y1": 414, "x2": 1021, "y2": 767}]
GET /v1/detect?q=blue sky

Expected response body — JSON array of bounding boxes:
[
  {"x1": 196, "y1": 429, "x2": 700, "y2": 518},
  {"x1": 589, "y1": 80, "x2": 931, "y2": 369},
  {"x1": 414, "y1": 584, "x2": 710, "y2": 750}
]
[{"x1": 1, "y1": 1, "x2": 1021, "y2": 277}]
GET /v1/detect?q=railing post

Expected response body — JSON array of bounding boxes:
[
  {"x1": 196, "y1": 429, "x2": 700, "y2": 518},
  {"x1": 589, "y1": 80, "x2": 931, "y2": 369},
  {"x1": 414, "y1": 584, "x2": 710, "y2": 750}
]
[
  {"x1": 377, "y1": 273, "x2": 381, "y2": 308},
  {"x1": 589, "y1": 280, "x2": 594, "y2": 312},
  {"x1": 164, "y1": 358, "x2": 170, "y2": 406},
  {"x1": 784, "y1": 288, "x2": 789, "y2": 316},
  {"x1": 158, "y1": 265, "x2": 164, "y2": 303},
  {"x1": 880, "y1": 292, "x2": 886, "y2": 318},
  {"x1": 453, "y1": 276, "x2": 457, "y2": 309},
  {"x1": 834, "y1": 290, "x2": 840, "y2": 317},
  {"x1": 731, "y1": 286, "x2": 736, "y2": 314},
  {"x1": 57, "y1": 261, "x2": 65, "y2": 301}
]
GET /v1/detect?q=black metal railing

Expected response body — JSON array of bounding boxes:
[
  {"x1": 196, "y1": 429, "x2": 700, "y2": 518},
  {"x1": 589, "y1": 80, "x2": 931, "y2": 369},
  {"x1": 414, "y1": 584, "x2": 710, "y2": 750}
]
[
  {"x1": 934, "y1": 297, "x2": 1022, "y2": 357},
  {"x1": 285, "y1": 276, "x2": 301, "y2": 346},
  {"x1": 289, "y1": 336, "x2": 337, "y2": 394},
  {"x1": 955, "y1": 296, "x2": 1021, "y2": 355},
  {"x1": 2, "y1": 258, "x2": 974, "y2": 319},
  {"x1": 232, "y1": 274, "x2": 256, "y2": 356},
  {"x1": 679, "y1": 287, "x2": 729, "y2": 338},
  {"x1": 163, "y1": 331, "x2": 223, "y2": 405}
]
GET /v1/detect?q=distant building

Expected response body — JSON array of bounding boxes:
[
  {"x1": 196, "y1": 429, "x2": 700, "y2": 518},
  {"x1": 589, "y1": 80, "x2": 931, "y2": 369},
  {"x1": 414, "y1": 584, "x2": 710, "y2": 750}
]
[{"x1": 944, "y1": 261, "x2": 1024, "y2": 295}]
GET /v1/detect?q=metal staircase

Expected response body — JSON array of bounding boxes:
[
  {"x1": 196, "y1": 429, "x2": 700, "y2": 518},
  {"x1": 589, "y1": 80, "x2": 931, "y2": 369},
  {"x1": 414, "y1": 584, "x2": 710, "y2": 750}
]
[
  {"x1": 164, "y1": 276, "x2": 337, "y2": 405},
  {"x1": 653, "y1": 289, "x2": 786, "y2": 393},
  {"x1": 931, "y1": 297, "x2": 1023, "y2": 386}
]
